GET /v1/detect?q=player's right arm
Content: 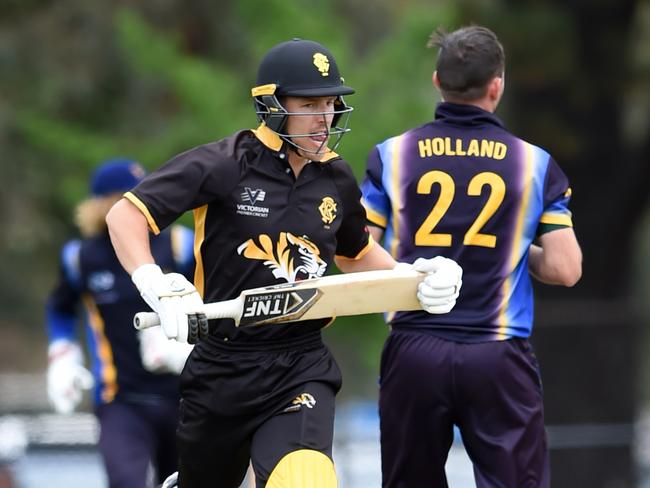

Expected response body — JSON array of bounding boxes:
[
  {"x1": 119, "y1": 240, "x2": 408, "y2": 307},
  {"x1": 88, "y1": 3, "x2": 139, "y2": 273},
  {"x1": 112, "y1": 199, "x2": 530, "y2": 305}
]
[
  {"x1": 528, "y1": 227, "x2": 582, "y2": 286},
  {"x1": 106, "y1": 197, "x2": 206, "y2": 344},
  {"x1": 528, "y1": 156, "x2": 582, "y2": 287},
  {"x1": 106, "y1": 144, "x2": 237, "y2": 343},
  {"x1": 106, "y1": 198, "x2": 155, "y2": 274}
]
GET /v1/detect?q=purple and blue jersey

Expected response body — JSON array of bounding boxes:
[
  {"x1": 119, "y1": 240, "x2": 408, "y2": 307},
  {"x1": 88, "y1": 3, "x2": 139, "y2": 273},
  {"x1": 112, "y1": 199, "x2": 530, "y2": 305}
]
[
  {"x1": 46, "y1": 225, "x2": 194, "y2": 405},
  {"x1": 361, "y1": 102, "x2": 573, "y2": 341}
]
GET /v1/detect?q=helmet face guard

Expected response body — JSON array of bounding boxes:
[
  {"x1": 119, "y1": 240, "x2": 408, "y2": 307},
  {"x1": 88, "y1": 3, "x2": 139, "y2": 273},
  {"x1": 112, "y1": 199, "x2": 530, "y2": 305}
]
[
  {"x1": 252, "y1": 86, "x2": 353, "y2": 154},
  {"x1": 251, "y1": 39, "x2": 355, "y2": 155}
]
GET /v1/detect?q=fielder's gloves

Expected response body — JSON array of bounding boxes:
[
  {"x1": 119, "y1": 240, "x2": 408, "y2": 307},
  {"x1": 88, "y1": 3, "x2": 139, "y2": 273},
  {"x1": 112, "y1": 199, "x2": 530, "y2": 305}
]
[
  {"x1": 161, "y1": 471, "x2": 179, "y2": 488},
  {"x1": 138, "y1": 326, "x2": 193, "y2": 375},
  {"x1": 407, "y1": 256, "x2": 463, "y2": 314},
  {"x1": 47, "y1": 340, "x2": 94, "y2": 415},
  {"x1": 131, "y1": 264, "x2": 208, "y2": 344}
]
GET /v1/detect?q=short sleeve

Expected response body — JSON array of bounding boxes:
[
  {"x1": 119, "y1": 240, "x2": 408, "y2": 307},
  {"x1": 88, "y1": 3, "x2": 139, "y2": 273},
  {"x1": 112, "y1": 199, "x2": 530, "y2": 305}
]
[
  {"x1": 128, "y1": 141, "x2": 241, "y2": 233},
  {"x1": 539, "y1": 157, "x2": 573, "y2": 227},
  {"x1": 328, "y1": 161, "x2": 372, "y2": 260},
  {"x1": 360, "y1": 145, "x2": 390, "y2": 229}
]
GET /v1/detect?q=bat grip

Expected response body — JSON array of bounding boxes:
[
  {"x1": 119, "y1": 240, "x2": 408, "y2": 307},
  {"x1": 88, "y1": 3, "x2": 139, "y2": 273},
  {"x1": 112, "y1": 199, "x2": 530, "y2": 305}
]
[{"x1": 133, "y1": 298, "x2": 244, "y2": 330}]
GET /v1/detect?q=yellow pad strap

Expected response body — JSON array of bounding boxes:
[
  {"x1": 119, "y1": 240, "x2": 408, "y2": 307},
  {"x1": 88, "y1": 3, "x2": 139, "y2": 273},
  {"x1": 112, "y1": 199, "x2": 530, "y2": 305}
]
[{"x1": 266, "y1": 449, "x2": 337, "y2": 488}]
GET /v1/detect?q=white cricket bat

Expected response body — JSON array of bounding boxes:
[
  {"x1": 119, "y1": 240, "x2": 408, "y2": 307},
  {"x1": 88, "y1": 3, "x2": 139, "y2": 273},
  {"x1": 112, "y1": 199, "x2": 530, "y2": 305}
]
[{"x1": 134, "y1": 267, "x2": 425, "y2": 330}]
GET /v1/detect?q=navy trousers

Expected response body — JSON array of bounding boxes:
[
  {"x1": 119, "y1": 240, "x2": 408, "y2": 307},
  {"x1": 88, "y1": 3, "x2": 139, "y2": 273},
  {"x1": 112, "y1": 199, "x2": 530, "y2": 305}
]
[
  {"x1": 379, "y1": 329, "x2": 549, "y2": 488},
  {"x1": 96, "y1": 400, "x2": 179, "y2": 488}
]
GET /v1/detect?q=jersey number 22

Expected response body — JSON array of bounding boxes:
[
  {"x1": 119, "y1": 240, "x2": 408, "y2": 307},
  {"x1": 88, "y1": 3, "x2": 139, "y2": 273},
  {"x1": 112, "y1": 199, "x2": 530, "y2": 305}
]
[{"x1": 415, "y1": 170, "x2": 505, "y2": 248}]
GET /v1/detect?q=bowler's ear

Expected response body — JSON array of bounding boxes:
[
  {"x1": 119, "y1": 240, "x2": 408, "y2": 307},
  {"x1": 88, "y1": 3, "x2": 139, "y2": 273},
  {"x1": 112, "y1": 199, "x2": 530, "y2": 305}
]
[
  {"x1": 487, "y1": 76, "x2": 504, "y2": 101},
  {"x1": 432, "y1": 71, "x2": 441, "y2": 90}
]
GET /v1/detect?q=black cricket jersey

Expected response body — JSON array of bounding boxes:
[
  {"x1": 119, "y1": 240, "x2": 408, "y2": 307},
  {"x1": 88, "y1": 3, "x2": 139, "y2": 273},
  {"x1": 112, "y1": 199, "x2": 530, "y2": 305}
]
[{"x1": 126, "y1": 125, "x2": 372, "y2": 345}]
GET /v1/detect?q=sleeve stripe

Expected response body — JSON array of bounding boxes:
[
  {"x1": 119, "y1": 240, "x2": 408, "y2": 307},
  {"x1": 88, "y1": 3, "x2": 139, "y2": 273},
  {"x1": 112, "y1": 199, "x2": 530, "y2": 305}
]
[
  {"x1": 363, "y1": 202, "x2": 387, "y2": 228},
  {"x1": 192, "y1": 205, "x2": 208, "y2": 298},
  {"x1": 335, "y1": 235, "x2": 375, "y2": 261},
  {"x1": 388, "y1": 136, "x2": 404, "y2": 257},
  {"x1": 540, "y1": 213, "x2": 573, "y2": 226},
  {"x1": 124, "y1": 192, "x2": 161, "y2": 235}
]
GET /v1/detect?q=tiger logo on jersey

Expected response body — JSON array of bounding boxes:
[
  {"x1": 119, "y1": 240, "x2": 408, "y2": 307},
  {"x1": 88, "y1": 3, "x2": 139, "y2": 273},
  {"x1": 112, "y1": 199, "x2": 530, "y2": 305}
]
[
  {"x1": 318, "y1": 196, "x2": 337, "y2": 225},
  {"x1": 237, "y1": 232, "x2": 327, "y2": 282}
]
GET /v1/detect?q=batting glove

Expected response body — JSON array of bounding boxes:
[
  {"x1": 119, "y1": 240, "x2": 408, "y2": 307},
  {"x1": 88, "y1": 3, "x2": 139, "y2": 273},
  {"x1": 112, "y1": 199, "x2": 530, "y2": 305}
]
[
  {"x1": 131, "y1": 264, "x2": 208, "y2": 344},
  {"x1": 138, "y1": 326, "x2": 193, "y2": 374},
  {"x1": 47, "y1": 340, "x2": 94, "y2": 415},
  {"x1": 411, "y1": 256, "x2": 463, "y2": 314}
]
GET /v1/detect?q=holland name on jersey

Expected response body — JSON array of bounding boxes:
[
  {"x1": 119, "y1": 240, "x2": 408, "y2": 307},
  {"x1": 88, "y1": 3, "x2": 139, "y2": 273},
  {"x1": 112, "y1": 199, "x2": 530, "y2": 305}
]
[{"x1": 417, "y1": 137, "x2": 507, "y2": 160}]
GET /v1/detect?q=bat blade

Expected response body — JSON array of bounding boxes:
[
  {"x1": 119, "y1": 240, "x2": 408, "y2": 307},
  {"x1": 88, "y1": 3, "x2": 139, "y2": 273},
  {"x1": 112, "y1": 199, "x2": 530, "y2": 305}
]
[
  {"x1": 134, "y1": 268, "x2": 425, "y2": 330},
  {"x1": 237, "y1": 268, "x2": 424, "y2": 326}
]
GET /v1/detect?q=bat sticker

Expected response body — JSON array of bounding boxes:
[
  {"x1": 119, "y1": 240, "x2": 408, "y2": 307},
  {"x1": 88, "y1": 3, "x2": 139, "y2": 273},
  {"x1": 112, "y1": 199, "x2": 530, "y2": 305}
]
[{"x1": 240, "y1": 289, "x2": 322, "y2": 326}]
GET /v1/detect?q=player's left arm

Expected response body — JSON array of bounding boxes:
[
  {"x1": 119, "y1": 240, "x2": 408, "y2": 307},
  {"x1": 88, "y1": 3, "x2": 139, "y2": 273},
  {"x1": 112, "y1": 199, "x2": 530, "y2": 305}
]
[
  {"x1": 331, "y1": 158, "x2": 396, "y2": 273},
  {"x1": 46, "y1": 241, "x2": 94, "y2": 414},
  {"x1": 332, "y1": 158, "x2": 461, "y2": 313},
  {"x1": 368, "y1": 224, "x2": 384, "y2": 244},
  {"x1": 335, "y1": 237, "x2": 396, "y2": 273}
]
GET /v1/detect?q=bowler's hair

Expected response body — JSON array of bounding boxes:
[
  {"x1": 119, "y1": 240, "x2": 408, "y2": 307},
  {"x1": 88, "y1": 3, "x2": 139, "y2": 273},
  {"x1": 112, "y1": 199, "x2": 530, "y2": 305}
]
[
  {"x1": 75, "y1": 193, "x2": 123, "y2": 238},
  {"x1": 429, "y1": 26, "x2": 505, "y2": 102}
]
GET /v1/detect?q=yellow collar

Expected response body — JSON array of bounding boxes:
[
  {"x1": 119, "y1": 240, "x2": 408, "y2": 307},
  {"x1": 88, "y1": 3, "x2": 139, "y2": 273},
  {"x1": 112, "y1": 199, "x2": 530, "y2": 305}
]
[
  {"x1": 251, "y1": 123, "x2": 283, "y2": 151},
  {"x1": 251, "y1": 124, "x2": 340, "y2": 162}
]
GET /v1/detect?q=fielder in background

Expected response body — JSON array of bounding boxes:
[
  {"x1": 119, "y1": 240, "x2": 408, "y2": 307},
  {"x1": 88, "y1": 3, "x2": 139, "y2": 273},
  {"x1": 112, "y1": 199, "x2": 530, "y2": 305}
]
[
  {"x1": 45, "y1": 159, "x2": 194, "y2": 488},
  {"x1": 105, "y1": 38, "x2": 462, "y2": 488},
  {"x1": 361, "y1": 26, "x2": 582, "y2": 487}
]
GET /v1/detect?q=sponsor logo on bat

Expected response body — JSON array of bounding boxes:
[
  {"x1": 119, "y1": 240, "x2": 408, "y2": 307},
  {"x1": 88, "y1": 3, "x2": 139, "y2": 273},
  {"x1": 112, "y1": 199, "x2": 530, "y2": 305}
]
[{"x1": 240, "y1": 288, "x2": 321, "y2": 326}]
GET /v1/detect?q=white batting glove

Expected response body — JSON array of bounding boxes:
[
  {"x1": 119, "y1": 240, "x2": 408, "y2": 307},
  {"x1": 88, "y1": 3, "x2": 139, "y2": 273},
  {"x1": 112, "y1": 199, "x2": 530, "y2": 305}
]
[
  {"x1": 131, "y1": 264, "x2": 208, "y2": 344},
  {"x1": 138, "y1": 327, "x2": 193, "y2": 374},
  {"x1": 411, "y1": 256, "x2": 463, "y2": 314},
  {"x1": 47, "y1": 340, "x2": 94, "y2": 415}
]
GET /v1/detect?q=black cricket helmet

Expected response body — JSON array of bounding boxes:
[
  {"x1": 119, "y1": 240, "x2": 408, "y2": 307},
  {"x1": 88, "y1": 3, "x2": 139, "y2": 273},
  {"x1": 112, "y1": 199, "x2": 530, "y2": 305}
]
[{"x1": 251, "y1": 38, "x2": 354, "y2": 153}]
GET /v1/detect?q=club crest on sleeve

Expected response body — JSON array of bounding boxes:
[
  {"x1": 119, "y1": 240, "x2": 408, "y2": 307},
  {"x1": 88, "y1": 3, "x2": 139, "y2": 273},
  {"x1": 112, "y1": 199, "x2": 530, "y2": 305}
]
[{"x1": 283, "y1": 392, "x2": 317, "y2": 413}]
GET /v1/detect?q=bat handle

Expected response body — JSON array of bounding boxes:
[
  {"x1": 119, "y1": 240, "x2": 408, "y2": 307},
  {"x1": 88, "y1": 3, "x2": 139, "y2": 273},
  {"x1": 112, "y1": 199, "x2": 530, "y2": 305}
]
[
  {"x1": 134, "y1": 312, "x2": 161, "y2": 330},
  {"x1": 133, "y1": 298, "x2": 244, "y2": 330}
]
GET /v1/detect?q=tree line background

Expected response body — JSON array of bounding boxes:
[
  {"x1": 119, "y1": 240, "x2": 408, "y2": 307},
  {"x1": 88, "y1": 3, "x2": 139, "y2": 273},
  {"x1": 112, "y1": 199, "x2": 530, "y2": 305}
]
[{"x1": 1, "y1": 0, "x2": 649, "y2": 484}]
